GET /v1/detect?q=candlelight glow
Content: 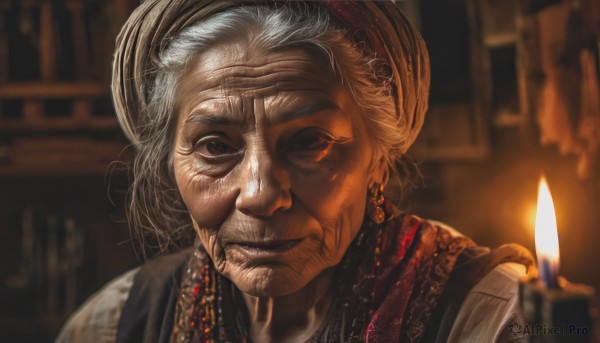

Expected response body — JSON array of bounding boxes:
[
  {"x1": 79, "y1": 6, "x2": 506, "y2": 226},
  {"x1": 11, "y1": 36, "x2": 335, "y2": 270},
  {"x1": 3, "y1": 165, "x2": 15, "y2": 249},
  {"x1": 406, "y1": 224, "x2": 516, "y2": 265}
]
[{"x1": 534, "y1": 176, "x2": 560, "y2": 287}]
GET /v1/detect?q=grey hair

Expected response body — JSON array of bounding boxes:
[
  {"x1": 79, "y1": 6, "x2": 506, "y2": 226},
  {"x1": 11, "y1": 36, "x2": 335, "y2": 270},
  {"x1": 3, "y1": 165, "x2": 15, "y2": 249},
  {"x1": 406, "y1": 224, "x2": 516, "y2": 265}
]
[{"x1": 128, "y1": 5, "x2": 410, "y2": 256}]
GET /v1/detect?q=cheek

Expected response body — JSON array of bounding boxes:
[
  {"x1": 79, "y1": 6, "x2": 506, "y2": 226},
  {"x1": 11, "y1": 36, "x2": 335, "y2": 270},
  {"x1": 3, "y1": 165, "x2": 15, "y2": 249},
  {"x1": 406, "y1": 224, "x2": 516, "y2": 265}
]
[
  {"x1": 174, "y1": 155, "x2": 242, "y2": 272},
  {"x1": 292, "y1": 143, "x2": 372, "y2": 258},
  {"x1": 191, "y1": 220, "x2": 228, "y2": 271},
  {"x1": 314, "y1": 176, "x2": 368, "y2": 260},
  {"x1": 302, "y1": 175, "x2": 367, "y2": 225},
  {"x1": 173, "y1": 155, "x2": 237, "y2": 230}
]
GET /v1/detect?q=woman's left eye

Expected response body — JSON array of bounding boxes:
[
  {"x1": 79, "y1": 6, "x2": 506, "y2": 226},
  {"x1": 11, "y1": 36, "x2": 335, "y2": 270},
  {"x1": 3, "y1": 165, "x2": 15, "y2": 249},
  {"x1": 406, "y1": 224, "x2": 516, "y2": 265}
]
[
  {"x1": 292, "y1": 133, "x2": 333, "y2": 151},
  {"x1": 286, "y1": 129, "x2": 336, "y2": 162}
]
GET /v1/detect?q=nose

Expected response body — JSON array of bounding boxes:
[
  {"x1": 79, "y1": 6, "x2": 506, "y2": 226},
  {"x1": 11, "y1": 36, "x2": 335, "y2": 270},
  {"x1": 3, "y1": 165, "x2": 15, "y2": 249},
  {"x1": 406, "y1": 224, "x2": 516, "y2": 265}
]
[{"x1": 235, "y1": 146, "x2": 292, "y2": 218}]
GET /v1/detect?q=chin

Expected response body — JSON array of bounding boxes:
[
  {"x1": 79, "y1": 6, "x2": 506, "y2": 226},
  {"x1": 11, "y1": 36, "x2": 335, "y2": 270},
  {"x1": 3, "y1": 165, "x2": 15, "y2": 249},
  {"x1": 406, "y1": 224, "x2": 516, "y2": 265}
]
[{"x1": 226, "y1": 264, "x2": 313, "y2": 298}]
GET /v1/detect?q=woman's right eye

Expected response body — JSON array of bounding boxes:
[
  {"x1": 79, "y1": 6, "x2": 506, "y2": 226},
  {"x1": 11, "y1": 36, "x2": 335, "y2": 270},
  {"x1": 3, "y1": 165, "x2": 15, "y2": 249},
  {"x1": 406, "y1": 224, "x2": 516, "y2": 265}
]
[{"x1": 194, "y1": 136, "x2": 240, "y2": 160}]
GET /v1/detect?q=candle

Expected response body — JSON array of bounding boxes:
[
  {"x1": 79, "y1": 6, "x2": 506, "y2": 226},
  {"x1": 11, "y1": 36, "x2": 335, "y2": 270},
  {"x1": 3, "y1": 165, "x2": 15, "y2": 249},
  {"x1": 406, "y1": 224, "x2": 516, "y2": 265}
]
[
  {"x1": 518, "y1": 175, "x2": 595, "y2": 342},
  {"x1": 534, "y1": 176, "x2": 560, "y2": 288}
]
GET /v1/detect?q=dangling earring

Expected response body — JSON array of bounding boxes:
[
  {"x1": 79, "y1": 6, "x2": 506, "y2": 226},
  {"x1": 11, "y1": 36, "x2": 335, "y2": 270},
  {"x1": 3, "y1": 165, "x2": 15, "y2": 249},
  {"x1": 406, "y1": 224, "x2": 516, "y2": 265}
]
[{"x1": 367, "y1": 183, "x2": 385, "y2": 224}]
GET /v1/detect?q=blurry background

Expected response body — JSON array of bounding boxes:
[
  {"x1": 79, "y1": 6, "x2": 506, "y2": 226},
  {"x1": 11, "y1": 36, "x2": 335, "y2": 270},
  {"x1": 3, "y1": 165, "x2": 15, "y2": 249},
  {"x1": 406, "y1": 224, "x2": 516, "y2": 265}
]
[{"x1": 0, "y1": 0, "x2": 598, "y2": 341}]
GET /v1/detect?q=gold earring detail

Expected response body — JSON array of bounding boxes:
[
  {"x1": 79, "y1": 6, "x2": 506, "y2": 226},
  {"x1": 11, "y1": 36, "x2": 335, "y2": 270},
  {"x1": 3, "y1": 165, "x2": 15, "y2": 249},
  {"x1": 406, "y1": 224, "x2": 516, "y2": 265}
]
[{"x1": 367, "y1": 183, "x2": 385, "y2": 224}]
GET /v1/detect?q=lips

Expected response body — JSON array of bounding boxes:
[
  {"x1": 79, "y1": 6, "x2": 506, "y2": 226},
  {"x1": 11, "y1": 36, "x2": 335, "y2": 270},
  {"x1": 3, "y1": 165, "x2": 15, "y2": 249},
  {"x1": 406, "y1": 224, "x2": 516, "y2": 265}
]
[
  {"x1": 228, "y1": 238, "x2": 303, "y2": 260},
  {"x1": 235, "y1": 239, "x2": 302, "y2": 252}
]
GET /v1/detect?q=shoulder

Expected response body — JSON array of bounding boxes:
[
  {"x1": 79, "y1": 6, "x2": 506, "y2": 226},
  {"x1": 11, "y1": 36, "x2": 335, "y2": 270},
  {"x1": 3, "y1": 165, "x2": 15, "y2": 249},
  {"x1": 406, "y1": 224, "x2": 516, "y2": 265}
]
[
  {"x1": 403, "y1": 216, "x2": 533, "y2": 342},
  {"x1": 116, "y1": 248, "x2": 193, "y2": 342},
  {"x1": 127, "y1": 248, "x2": 192, "y2": 293},
  {"x1": 55, "y1": 267, "x2": 140, "y2": 343},
  {"x1": 448, "y1": 262, "x2": 528, "y2": 342},
  {"x1": 425, "y1": 219, "x2": 531, "y2": 342},
  {"x1": 55, "y1": 248, "x2": 193, "y2": 343}
]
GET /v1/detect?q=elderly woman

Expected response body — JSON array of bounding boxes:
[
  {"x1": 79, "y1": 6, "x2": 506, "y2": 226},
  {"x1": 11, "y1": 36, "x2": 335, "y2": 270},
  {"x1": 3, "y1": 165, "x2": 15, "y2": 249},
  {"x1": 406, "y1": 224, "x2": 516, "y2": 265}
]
[{"x1": 57, "y1": 1, "x2": 534, "y2": 342}]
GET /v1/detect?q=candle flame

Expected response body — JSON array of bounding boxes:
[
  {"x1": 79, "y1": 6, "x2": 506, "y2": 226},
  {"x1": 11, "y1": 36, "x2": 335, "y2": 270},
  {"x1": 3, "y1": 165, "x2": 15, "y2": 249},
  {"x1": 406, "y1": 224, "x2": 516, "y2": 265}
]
[{"x1": 534, "y1": 176, "x2": 560, "y2": 287}]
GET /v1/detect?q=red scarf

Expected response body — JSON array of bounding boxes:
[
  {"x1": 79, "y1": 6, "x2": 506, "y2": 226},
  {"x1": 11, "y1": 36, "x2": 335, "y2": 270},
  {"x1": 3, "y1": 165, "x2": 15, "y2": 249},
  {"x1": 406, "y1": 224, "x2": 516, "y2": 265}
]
[{"x1": 170, "y1": 204, "x2": 534, "y2": 342}]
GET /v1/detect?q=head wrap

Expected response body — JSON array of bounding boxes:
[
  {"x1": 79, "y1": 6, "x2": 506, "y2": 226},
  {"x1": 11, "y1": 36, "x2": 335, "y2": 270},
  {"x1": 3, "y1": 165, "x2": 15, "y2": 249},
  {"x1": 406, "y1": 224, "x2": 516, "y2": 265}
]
[{"x1": 112, "y1": 0, "x2": 430, "y2": 151}]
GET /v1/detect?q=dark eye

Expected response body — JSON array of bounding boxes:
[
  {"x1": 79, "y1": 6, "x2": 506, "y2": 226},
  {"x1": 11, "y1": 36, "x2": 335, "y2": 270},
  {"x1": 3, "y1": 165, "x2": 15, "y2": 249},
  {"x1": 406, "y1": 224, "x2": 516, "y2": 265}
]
[
  {"x1": 195, "y1": 137, "x2": 239, "y2": 159},
  {"x1": 293, "y1": 133, "x2": 332, "y2": 151},
  {"x1": 286, "y1": 129, "x2": 336, "y2": 163},
  {"x1": 290, "y1": 129, "x2": 333, "y2": 152},
  {"x1": 206, "y1": 140, "x2": 235, "y2": 155}
]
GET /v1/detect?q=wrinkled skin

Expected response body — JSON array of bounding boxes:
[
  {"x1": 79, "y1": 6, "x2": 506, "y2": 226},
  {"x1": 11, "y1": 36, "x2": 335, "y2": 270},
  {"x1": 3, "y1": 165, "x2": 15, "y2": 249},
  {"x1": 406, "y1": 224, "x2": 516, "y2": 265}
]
[{"x1": 172, "y1": 40, "x2": 384, "y2": 341}]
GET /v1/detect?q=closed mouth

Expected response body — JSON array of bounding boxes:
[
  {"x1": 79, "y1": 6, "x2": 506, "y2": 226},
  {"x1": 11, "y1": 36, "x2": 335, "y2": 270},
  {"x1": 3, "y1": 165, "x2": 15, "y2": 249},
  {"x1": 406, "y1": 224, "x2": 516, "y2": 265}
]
[{"x1": 234, "y1": 239, "x2": 302, "y2": 252}]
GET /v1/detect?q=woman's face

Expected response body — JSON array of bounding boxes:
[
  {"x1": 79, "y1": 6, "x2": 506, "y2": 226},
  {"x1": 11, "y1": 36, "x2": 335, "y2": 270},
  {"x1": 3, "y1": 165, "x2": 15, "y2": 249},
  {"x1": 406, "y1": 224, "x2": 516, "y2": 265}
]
[{"x1": 172, "y1": 40, "x2": 383, "y2": 297}]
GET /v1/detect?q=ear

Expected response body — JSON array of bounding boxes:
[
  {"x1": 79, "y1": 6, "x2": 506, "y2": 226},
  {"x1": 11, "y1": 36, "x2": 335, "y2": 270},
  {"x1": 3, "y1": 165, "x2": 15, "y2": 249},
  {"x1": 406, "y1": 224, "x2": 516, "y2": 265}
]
[{"x1": 368, "y1": 150, "x2": 388, "y2": 187}]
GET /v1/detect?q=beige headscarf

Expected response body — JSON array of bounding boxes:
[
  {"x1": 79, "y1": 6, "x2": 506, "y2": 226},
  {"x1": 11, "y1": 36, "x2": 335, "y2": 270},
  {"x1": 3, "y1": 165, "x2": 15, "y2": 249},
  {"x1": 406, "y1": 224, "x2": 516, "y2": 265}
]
[{"x1": 111, "y1": 0, "x2": 430, "y2": 152}]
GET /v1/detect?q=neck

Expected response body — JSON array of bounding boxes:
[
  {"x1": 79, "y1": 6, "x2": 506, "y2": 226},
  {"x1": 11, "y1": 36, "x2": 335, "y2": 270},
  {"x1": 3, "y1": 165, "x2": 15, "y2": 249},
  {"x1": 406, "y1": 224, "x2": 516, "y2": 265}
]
[{"x1": 241, "y1": 268, "x2": 336, "y2": 343}]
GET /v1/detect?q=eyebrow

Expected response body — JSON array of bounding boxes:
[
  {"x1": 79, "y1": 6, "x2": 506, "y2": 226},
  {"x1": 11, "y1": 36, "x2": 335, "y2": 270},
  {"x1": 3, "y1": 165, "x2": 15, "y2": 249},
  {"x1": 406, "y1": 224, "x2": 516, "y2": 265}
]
[
  {"x1": 184, "y1": 101, "x2": 339, "y2": 126},
  {"x1": 184, "y1": 113, "x2": 232, "y2": 126},
  {"x1": 275, "y1": 102, "x2": 337, "y2": 123}
]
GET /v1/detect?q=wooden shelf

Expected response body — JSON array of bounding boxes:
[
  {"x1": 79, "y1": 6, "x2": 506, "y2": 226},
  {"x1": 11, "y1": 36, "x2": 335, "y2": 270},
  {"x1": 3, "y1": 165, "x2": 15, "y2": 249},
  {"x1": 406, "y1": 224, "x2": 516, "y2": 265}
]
[
  {"x1": 0, "y1": 82, "x2": 108, "y2": 99},
  {"x1": 484, "y1": 33, "x2": 517, "y2": 48},
  {"x1": 493, "y1": 110, "x2": 524, "y2": 127},
  {"x1": 0, "y1": 1, "x2": 140, "y2": 342},
  {"x1": 0, "y1": 117, "x2": 119, "y2": 132},
  {"x1": 0, "y1": 162, "x2": 124, "y2": 176},
  {"x1": 0, "y1": 138, "x2": 129, "y2": 175}
]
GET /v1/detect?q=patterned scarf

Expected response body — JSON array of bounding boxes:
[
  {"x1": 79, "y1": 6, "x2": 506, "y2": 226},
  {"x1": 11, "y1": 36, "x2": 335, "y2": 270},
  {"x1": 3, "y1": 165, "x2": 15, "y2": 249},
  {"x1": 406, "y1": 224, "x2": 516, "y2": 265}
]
[{"x1": 170, "y1": 203, "x2": 500, "y2": 343}]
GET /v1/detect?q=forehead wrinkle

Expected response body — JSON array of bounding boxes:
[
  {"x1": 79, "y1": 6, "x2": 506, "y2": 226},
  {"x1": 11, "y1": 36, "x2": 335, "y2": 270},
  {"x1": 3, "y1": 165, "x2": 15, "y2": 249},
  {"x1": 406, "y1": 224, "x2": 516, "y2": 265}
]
[
  {"x1": 183, "y1": 97, "x2": 345, "y2": 131},
  {"x1": 207, "y1": 61, "x2": 323, "y2": 79},
  {"x1": 205, "y1": 71, "x2": 332, "y2": 95},
  {"x1": 177, "y1": 46, "x2": 342, "y2": 132},
  {"x1": 186, "y1": 55, "x2": 334, "y2": 91},
  {"x1": 180, "y1": 74, "x2": 337, "y2": 113},
  {"x1": 181, "y1": 95, "x2": 249, "y2": 128},
  {"x1": 179, "y1": 42, "x2": 336, "y2": 94},
  {"x1": 199, "y1": 54, "x2": 320, "y2": 76},
  {"x1": 178, "y1": 68, "x2": 334, "y2": 117}
]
